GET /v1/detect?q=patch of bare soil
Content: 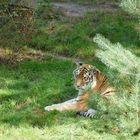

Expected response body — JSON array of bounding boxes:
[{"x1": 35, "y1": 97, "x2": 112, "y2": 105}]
[
  {"x1": 0, "y1": 47, "x2": 46, "y2": 64},
  {"x1": 32, "y1": 107, "x2": 47, "y2": 116},
  {"x1": 16, "y1": 98, "x2": 32, "y2": 110},
  {"x1": 0, "y1": 47, "x2": 80, "y2": 64},
  {"x1": 52, "y1": 2, "x2": 119, "y2": 17}
]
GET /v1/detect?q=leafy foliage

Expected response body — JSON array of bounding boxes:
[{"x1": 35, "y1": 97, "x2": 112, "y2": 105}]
[
  {"x1": 94, "y1": 34, "x2": 140, "y2": 75},
  {"x1": 93, "y1": 0, "x2": 140, "y2": 136},
  {"x1": 120, "y1": 0, "x2": 140, "y2": 17}
]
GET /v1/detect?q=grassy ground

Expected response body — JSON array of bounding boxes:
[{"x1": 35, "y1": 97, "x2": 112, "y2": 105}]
[
  {"x1": 1, "y1": 59, "x2": 138, "y2": 140},
  {"x1": 51, "y1": 0, "x2": 120, "y2": 4},
  {"x1": 31, "y1": 6, "x2": 140, "y2": 58},
  {"x1": 0, "y1": 0, "x2": 140, "y2": 139}
]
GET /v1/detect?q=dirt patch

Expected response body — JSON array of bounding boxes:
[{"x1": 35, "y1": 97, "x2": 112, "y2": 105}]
[
  {"x1": 16, "y1": 98, "x2": 32, "y2": 110},
  {"x1": 52, "y1": 2, "x2": 119, "y2": 17},
  {"x1": 32, "y1": 107, "x2": 47, "y2": 116},
  {"x1": 0, "y1": 47, "x2": 93, "y2": 64},
  {"x1": 0, "y1": 47, "x2": 46, "y2": 64}
]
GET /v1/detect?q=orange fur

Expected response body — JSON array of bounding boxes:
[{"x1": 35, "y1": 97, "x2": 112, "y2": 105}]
[{"x1": 45, "y1": 63, "x2": 115, "y2": 114}]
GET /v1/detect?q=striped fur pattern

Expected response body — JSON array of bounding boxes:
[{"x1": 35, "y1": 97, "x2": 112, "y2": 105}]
[{"x1": 45, "y1": 62, "x2": 115, "y2": 118}]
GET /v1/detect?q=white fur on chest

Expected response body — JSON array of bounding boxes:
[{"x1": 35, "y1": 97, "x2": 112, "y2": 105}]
[{"x1": 91, "y1": 77, "x2": 97, "y2": 89}]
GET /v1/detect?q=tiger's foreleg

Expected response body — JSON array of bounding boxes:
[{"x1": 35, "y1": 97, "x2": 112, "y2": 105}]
[
  {"x1": 44, "y1": 98, "x2": 88, "y2": 112},
  {"x1": 45, "y1": 98, "x2": 97, "y2": 118}
]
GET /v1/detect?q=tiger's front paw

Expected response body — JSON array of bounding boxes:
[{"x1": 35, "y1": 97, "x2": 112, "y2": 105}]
[
  {"x1": 44, "y1": 105, "x2": 54, "y2": 111},
  {"x1": 78, "y1": 109, "x2": 97, "y2": 118}
]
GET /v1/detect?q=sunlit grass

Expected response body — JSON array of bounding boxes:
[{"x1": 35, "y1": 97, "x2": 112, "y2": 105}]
[{"x1": 0, "y1": 122, "x2": 116, "y2": 140}]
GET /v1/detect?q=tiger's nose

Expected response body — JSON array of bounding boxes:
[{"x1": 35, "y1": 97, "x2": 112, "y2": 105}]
[
  {"x1": 76, "y1": 82, "x2": 83, "y2": 88},
  {"x1": 76, "y1": 85, "x2": 81, "y2": 88}
]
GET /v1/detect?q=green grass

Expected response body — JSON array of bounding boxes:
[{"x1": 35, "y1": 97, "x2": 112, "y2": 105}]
[
  {"x1": 0, "y1": 122, "x2": 127, "y2": 140},
  {"x1": 0, "y1": 0, "x2": 140, "y2": 139},
  {"x1": 0, "y1": 59, "x2": 75, "y2": 126},
  {"x1": 29, "y1": 10, "x2": 140, "y2": 58},
  {"x1": 0, "y1": 59, "x2": 139, "y2": 140}
]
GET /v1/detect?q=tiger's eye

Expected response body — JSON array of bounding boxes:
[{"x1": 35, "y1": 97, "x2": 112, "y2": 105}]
[{"x1": 84, "y1": 76, "x2": 88, "y2": 82}]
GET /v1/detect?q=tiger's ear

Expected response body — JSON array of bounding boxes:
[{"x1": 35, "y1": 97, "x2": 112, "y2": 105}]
[
  {"x1": 89, "y1": 65, "x2": 96, "y2": 74},
  {"x1": 92, "y1": 67, "x2": 102, "y2": 79},
  {"x1": 75, "y1": 61, "x2": 84, "y2": 67},
  {"x1": 89, "y1": 65, "x2": 96, "y2": 72}
]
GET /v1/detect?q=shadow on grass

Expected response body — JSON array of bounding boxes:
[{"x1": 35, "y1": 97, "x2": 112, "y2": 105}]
[{"x1": 0, "y1": 59, "x2": 79, "y2": 127}]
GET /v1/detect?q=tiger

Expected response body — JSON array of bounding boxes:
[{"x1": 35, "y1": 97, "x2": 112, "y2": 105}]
[{"x1": 44, "y1": 62, "x2": 115, "y2": 118}]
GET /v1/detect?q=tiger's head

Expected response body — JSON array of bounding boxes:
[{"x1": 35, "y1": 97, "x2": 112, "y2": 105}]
[{"x1": 73, "y1": 62, "x2": 97, "y2": 92}]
